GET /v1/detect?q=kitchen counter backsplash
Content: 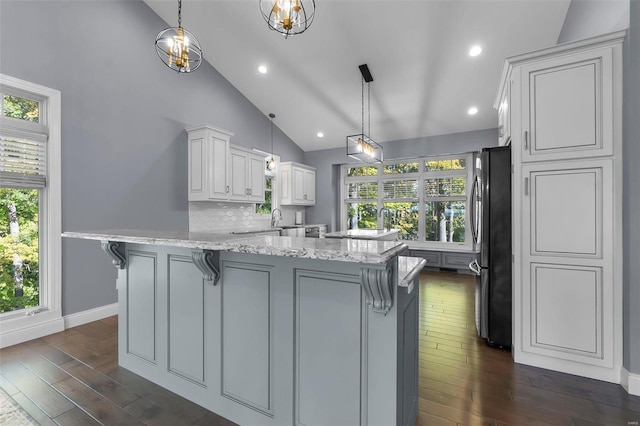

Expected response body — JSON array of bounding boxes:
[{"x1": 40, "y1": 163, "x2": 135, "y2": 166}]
[{"x1": 189, "y1": 202, "x2": 304, "y2": 232}]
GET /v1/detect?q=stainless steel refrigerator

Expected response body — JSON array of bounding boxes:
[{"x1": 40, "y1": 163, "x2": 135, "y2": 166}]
[{"x1": 469, "y1": 146, "x2": 512, "y2": 348}]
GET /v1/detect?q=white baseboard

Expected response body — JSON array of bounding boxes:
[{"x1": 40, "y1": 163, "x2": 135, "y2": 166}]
[
  {"x1": 63, "y1": 303, "x2": 118, "y2": 329},
  {"x1": 621, "y1": 367, "x2": 640, "y2": 396},
  {"x1": 0, "y1": 317, "x2": 64, "y2": 348},
  {"x1": 1, "y1": 303, "x2": 118, "y2": 348}
]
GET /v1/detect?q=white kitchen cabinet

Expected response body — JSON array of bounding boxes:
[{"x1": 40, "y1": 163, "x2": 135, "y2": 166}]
[
  {"x1": 279, "y1": 162, "x2": 316, "y2": 206},
  {"x1": 499, "y1": 30, "x2": 624, "y2": 382},
  {"x1": 496, "y1": 78, "x2": 511, "y2": 146},
  {"x1": 519, "y1": 46, "x2": 615, "y2": 163},
  {"x1": 229, "y1": 146, "x2": 265, "y2": 203},
  {"x1": 186, "y1": 125, "x2": 233, "y2": 201}
]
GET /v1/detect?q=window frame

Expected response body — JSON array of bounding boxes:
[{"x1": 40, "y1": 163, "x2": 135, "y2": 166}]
[
  {"x1": 253, "y1": 150, "x2": 279, "y2": 214},
  {"x1": 341, "y1": 153, "x2": 474, "y2": 250},
  {"x1": 0, "y1": 74, "x2": 62, "y2": 347}
]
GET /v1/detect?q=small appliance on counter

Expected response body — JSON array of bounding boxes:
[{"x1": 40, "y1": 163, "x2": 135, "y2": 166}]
[{"x1": 295, "y1": 211, "x2": 303, "y2": 225}]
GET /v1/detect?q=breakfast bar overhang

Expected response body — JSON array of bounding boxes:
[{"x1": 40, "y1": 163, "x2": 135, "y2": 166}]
[{"x1": 63, "y1": 230, "x2": 424, "y2": 426}]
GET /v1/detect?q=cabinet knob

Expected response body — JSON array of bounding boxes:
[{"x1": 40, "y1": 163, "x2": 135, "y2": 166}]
[{"x1": 499, "y1": 125, "x2": 504, "y2": 138}]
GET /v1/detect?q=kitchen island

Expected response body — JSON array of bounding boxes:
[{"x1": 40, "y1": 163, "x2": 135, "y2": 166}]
[{"x1": 63, "y1": 230, "x2": 422, "y2": 426}]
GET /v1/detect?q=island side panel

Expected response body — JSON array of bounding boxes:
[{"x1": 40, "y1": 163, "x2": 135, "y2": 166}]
[
  {"x1": 118, "y1": 244, "x2": 214, "y2": 409},
  {"x1": 294, "y1": 268, "x2": 363, "y2": 426},
  {"x1": 115, "y1": 244, "x2": 409, "y2": 426},
  {"x1": 396, "y1": 273, "x2": 419, "y2": 426}
]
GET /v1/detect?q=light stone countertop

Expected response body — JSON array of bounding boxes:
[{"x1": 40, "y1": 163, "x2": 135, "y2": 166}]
[
  {"x1": 324, "y1": 228, "x2": 400, "y2": 239},
  {"x1": 397, "y1": 256, "x2": 427, "y2": 293},
  {"x1": 62, "y1": 229, "x2": 407, "y2": 265}
]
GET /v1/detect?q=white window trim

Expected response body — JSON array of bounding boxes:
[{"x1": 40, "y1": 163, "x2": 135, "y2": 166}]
[
  {"x1": 253, "y1": 149, "x2": 279, "y2": 213},
  {"x1": 340, "y1": 153, "x2": 474, "y2": 250},
  {"x1": 0, "y1": 74, "x2": 62, "y2": 348}
]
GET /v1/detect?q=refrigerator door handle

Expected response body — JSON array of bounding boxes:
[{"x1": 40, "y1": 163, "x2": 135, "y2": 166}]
[
  {"x1": 469, "y1": 259, "x2": 481, "y2": 275},
  {"x1": 471, "y1": 176, "x2": 479, "y2": 244}
]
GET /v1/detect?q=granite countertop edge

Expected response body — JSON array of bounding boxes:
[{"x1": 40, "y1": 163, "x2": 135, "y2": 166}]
[{"x1": 62, "y1": 230, "x2": 407, "y2": 265}]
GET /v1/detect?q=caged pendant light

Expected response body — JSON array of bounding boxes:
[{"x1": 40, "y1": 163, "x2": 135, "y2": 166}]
[
  {"x1": 155, "y1": 0, "x2": 203, "y2": 73},
  {"x1": 346, "y1": 64, "x2": 383, "y2": 163},
  {"x1": 260, "y1": 0, "x2": 316, "y2": 38}
]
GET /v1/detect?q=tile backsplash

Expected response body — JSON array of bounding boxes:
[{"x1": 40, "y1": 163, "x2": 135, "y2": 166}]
[{"x1": 189, "y1": 202, "x2": 304, "y2": 232}]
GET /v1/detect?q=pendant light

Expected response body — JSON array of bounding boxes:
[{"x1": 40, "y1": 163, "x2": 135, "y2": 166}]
[
  {"x1": 155, "y1": 0, "x2": 203, "y2": 73},
  {"x1": 260, "y1": 0, "x2": 316, "y2": 38},
  {"x1": 267, "y1": 113, "x2": 276, "y2": 171},
  {"x1": 346, "y1": 64, "x2": 383, "y2": 163}
]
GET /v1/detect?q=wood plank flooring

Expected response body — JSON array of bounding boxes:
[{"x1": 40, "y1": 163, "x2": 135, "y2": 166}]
[{"x1": 0, "y1": 270, "x2": 638, "y2": 425}]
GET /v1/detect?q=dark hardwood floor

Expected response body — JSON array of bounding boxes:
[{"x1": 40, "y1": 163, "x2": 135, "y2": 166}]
[{"x1": 1, "y1": 271, "x2": 639, "y2": 425}]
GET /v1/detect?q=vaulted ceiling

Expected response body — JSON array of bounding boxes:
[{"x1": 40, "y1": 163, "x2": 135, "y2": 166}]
[{"x1": 144, "y1": 0, "x2": 571, "y2": 151}]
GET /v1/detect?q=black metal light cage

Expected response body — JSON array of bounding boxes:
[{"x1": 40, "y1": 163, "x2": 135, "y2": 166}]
[{"x1": 259, "y1": 0, "x2": 316, "y2": 37}]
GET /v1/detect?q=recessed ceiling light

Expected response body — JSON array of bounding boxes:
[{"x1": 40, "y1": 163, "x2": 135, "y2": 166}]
[
  {"x1": 316, "y1": 132, "x2": 324, "y2": 138},
  {"x1": 468, "y1": 107, "x2": 478, "y2": 115},
  {"x1": 258, "y1": 65, "x2": 268, "y2": 74},
  {"x1": 469, "y1": 45, "x2": 482, "y2": 57}
]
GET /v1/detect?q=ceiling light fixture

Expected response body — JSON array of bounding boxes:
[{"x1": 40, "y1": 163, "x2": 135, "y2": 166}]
[
  {"x1": 316, "y1": 132, "x2": 324, "y2": 138},
  {"x1": 258, "y1": 65, "x2": 268, "y2": 74},
  {"x1": 346, "y1": 64, "x2": 383, "y2": 164},
  {"x1": 468, "y1": 107, "x2": 478, "y2": 115},
  {"x1": 155, "y1": 0, "x2": 203, "y2": 73},
  {"x1": 267, "y1": 113, "x2": 276, "y2": 171},
  {"x1": 469, "y1": 45, "x2": 482, "y2": 57},
  {"x1": 260, "y1": 0, "x2": 316, "y2": 38}
]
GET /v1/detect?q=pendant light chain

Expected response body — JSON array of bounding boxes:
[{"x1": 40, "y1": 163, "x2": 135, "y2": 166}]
[{"x1": 177, "y1": 0, "x2": 182, "y2": 27}]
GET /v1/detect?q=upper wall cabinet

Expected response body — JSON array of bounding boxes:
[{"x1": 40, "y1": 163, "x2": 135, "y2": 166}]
[
  {"x1": 229, "y1": 146, "x2": 265, "y2": 203},
  {"x1": 279, "y1": 162, "x2": 316, "y2": 206},
  {"x1": 507, "y1": 46, "x2": 617, "y2": 163},
  {"x1": 186, "y1": 125, "x2": 233, "y2": 201},
  {"x1": 496, "y1": 77, "x2": 511, "y2": 146}
]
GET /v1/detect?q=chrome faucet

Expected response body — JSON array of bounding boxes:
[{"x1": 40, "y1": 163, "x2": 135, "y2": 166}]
[
  {"x1": 271, "y1": 208, "x2": 282, "y2": 227},
  {"x1": 378, "y1": 207, "x2": 391, "y2": 231}
]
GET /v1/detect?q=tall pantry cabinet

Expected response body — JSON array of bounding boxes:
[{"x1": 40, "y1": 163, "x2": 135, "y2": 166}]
[{"x1": 497, "y1": 31, "x2": 625, "y2": 383}]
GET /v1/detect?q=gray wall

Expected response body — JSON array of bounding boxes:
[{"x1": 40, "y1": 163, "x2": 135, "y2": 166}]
[
  {"x1": 557, "y1": 0, "x2": 629, "y2": 44},
  {"x1": 303, "y1": 128, "x2": 498, "y2": 230},
  {"x1": 557, "y1": 0, "x2": 639, "y2": 375},
  {"x1": 0, "y1": 0, "x2": 304, "y2": 316},
  {"x1": 623, "y1": 0, "x2": 640, "y2": 377}
]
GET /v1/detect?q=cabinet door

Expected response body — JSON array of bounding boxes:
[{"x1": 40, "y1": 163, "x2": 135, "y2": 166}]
[
  {"x1": 497, "y1": 83, "x2": 511, "y2": 147},
  {"x1": 247, "y1": 154, "x2": 265, "y2": 202},
  {"x1": 520, "y1": 159, "x2": 614, "y2": 368},
  {"x1": 292, "y1": 167, "x2": 306, "y2": 203},
  {"x1": 280, "y1": 167, "x2": 291, "y2": 203},
  {"x1": 229, "y1": 150, "x2": 248, "y2": 201},
  {"x1": 189, "y1": 136, "x2": 207, "y2": 200},
  {"x1": 520, "y1": 46, "x2": 614, "y2": 162},
  {"x1": 208, "y1": 135, "x2": 230, "y2": 200},
  {"x1": 303, "y1": 170, "x2": 315, "y2": 204}
]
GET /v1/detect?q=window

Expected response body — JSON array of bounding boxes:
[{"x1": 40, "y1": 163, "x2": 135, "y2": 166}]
[
  {"x1": 256, "y1": 176, "x2": 274, "y2": 214},
  {"x1": 0, "y1": 74, "x2": 62, "y2": 347},
  {"x1": 341, "y1": 154, "x2": 474, "y2": 248},
  {"x1": 255, "y1": 151, "x2": 278, "y2": 215}
]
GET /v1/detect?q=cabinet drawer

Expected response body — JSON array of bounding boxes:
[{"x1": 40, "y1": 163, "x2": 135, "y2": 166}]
[
  {"x1": 410, "y1": 250, "x2": 441, "y2": 267},
  {"x1": 441, "y1": 253, "x2": 475, "y2": 269}
]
